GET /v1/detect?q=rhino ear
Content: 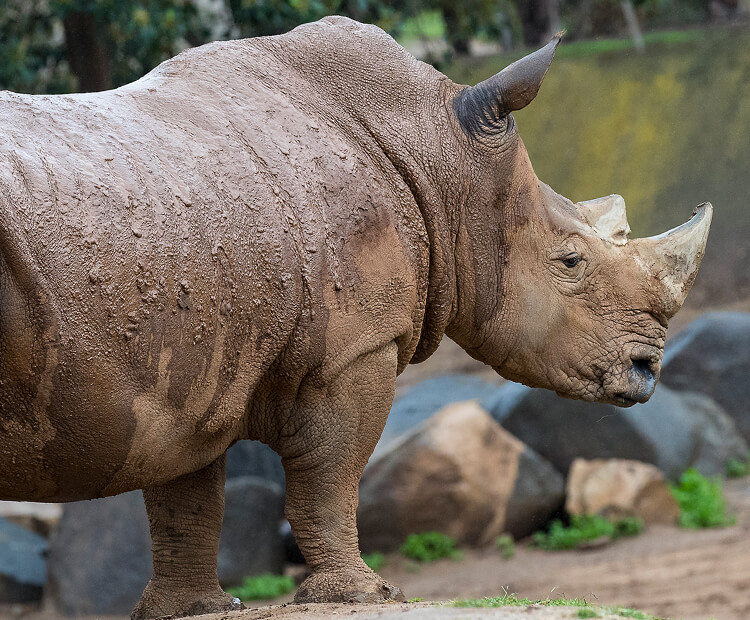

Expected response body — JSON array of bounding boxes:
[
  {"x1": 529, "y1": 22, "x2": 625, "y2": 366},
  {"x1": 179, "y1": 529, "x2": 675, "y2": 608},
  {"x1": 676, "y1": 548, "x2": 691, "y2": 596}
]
[{"x1": 454, "y1": 34, "x2": 561, "y2": 139}]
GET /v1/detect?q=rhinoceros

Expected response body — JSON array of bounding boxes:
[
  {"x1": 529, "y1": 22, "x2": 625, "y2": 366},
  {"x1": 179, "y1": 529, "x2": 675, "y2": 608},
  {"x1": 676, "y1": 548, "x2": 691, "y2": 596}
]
[{"x1": 0, "y1": 15, "x2": 710, "y2": 619}]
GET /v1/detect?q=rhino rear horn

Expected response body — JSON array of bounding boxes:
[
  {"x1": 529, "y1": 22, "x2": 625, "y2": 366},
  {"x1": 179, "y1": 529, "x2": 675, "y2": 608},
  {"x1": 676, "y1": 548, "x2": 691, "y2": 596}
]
[{"x1": 454, "y1": 35, "x2": 561, "y2": 139}]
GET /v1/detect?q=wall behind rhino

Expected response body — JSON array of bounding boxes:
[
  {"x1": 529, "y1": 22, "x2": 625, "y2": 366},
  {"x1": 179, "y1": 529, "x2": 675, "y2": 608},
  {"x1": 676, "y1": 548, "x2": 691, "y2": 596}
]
[{"x1": 446, "y1": 27, "x2": 750, "y2": 319}]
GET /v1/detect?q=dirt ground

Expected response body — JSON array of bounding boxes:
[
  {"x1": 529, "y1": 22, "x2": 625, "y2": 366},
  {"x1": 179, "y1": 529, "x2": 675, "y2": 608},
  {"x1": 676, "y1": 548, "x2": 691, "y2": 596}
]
[
  {"x1": 242, "y1": 477, "x2": 750, "y2": 620},
  {"x1": 6, "y1": 477, "x2": 747, "y2": 620}
]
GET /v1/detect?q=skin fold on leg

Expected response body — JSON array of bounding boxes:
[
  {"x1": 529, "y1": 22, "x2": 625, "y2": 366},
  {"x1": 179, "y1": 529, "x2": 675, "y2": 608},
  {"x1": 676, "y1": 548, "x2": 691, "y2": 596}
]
[
  {"x1": 131, "y1": 454, "x2": 242, "y2": 620},
  {"x1": 280, "y1": 341, "x2": 406, "y2": 603}
]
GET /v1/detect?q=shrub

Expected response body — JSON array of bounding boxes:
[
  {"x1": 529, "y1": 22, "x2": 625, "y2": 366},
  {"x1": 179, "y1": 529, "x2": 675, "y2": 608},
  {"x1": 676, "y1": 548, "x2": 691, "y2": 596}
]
[
  {"x1": 227, "y1": 574, "x2": 295, "y2": 601},
  {"x1": 400, "y1": 532, "x2": 462, "y2": 562},
  {"x1": 495, "y1": 534, "x2": 515, "y2": 559},
  {"x1": 361, "y1": 551, "x2": 386, "y2": 572},
  {"x1": 725, "y1": 455, "x2": 750, "y2": 479},
  {"x1": 613, "y1": 516, "x2": 646, "y2": 538},
  {"x1": 533, "y1": 514, "x2": 644, "y2": 551},
  {"x1": 670, "y1": 468, "x2": 735, "y2": 528}
]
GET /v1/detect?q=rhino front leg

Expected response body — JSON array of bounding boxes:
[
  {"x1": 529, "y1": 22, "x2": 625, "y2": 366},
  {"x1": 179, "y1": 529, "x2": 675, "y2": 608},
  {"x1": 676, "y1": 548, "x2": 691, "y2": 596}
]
[
  {"x1": 131, "y1": 454, "x2": 242, "y2": 620},
  {"x1": 281, "y1": 342, "x2": 405, "y2": 604}
]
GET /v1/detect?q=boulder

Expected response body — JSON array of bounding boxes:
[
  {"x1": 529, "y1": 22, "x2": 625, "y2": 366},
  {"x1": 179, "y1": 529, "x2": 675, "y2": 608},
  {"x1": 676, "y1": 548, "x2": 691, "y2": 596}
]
[
  {"x1": 218, "y1": 476, "x2": 286, "y2": 587},
  {"x1": 504, "y1": 446, "x2": 567, "y2": 539},
  {"x1": 0, "y1": 518, "x2": 47, "y2": 603},
  {"x1": 566, "y1": 458, "x2": 680, "y2": 525},
  {"x1": 374, "y1": 375, "x2": 503, "y2": 457},
  {"x1": 680, "y1": 391, "x2": 749, "y2": 476},
  {"x1": 46, "y1": 491, "x2": 152, "y2": 616},
  {"x1": 662, "y1": 311, "x2": 750, "y2": 442},
  {"x1": 358, "y1": 401, "x2": 564, "y2": 551},
  {"x1": 484, "y1": 382, "x2": 748, "y2": 480},
  {"x1": 0, "y1": 502, "x2": 61, "y2": 538},
  {"x1": 226, "y1": 440, "x2": 286, "y2": 488}
]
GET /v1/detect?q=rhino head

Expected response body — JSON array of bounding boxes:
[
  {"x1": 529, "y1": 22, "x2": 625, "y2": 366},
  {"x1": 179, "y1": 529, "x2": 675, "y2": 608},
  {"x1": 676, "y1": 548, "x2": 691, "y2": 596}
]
[{"x1": 446, "y1": 37, "x2": 712, "y2": 406}]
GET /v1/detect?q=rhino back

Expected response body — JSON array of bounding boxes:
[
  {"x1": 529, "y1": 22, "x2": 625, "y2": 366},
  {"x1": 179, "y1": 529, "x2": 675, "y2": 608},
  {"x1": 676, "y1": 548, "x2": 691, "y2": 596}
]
[{"x1": 0, "y1": 31, "x2": 427, "y2": 500}]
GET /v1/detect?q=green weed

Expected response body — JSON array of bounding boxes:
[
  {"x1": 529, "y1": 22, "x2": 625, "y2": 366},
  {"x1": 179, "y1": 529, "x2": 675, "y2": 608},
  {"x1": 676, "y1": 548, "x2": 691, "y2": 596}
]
[
  {"x1": 361, "y1": 551, "x2": 386, "y2": 572},
  {"x1": 614, "y1": 516, "x2": 646, "y2": 538},
  {"x1": 533, "y1": 515, "x2": 644, "y2": 551},
  {"x1": 726, "y1": 454, "x2": 750, "y2": 478},
  {"x1": 226, "y1": 574, "x2": 295, "y2": 601},
  {"x1": 670, "y1": 468, "x2": 735, "y2": 528},
  {"x1": 408, "y1": 597, "x2": 425, "y2": 603},
  {"x1": 495, "y1": 534, "x2": 515, "y2": 559},
  {"x1": 400, "y1": 532, "x2": 462, "y2": 562}
]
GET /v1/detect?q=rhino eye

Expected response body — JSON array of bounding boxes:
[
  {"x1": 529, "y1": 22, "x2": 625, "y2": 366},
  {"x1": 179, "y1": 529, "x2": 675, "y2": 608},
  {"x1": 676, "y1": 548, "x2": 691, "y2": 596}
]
[{"x1": 562, "y1": 255, "x2": 581, "y2": 268}]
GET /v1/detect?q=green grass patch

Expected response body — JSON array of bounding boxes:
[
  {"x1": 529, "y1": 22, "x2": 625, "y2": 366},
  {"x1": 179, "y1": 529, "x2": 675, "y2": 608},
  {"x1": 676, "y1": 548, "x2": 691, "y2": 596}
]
[
  {"x1": 408, "y1": 597, "x2": 425, "y2": 603},
  {"x1": 726, "y1": 454, "x2": 750, "y2": 478},
  {"x1": 361, "y1": 551, "x2": 386, "y2": 572},
  {"x1": 452, "y1": 592, "x2": 590, "y2": 608},
  {"x1": 670, "y1": 468, "x2": 735, "y2": 528},
  {"x1": 400, "y1": 531, "x2": 462, "y2": 562},
  {"x1": 532, "y1": 515, "x2": 644, "y2": 551},
  {"x1": 452, "y1": 590, "x2": 662, "y2": 619},
  {"x1": 226, "y1": 574, "x2": 295, "y2": 601},
  {"x1": 495, "y1": 534, "x2": 515, "y2": 559}
]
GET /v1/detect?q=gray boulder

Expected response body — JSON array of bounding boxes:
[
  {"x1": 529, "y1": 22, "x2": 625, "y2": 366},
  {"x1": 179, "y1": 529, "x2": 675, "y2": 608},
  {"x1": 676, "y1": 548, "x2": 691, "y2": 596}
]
[
  {"x1": 484, "y1": 382, "x2": 747, "y2": 480},
  {"x1": 680, "y1": 391, "x2": 749, "y2": 475},
  {"x1": 374, "y1": 374, "x2": 502, "y2": 457},
  {"x1": 226, "y1": 440, "x2": 286, "y2": 488},
  {"x1": 0, "y1": 518, "x2": 47, "y2": 603},
  {"x1": 46, "y1": 491, "x2": 152, "y2": 616},
  {"x1": 504, "y1": 446, "x2": 566, "y2": 539},
  {"x1": 218, "y1": 476, "x2": 286, "y2": 587},
  {"x1": 662, "y1": 311, "x2": 750, "y2": 442}
]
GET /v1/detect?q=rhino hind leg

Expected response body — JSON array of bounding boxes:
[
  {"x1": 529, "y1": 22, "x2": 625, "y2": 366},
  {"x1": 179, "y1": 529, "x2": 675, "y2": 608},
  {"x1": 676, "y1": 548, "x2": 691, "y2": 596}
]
[
  {"x1": 131, "y1": 454, "x2": 242, "y2": 620},
  {"x1": 281, "y1": 342, "x2": 406, "y2": 604}
]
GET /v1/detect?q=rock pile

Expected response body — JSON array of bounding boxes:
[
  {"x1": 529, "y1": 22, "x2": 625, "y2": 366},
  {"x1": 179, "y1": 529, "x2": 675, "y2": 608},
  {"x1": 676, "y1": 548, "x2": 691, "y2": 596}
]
[{"x1": 483, "y1": 382, "x2": 746, "y2": 479}]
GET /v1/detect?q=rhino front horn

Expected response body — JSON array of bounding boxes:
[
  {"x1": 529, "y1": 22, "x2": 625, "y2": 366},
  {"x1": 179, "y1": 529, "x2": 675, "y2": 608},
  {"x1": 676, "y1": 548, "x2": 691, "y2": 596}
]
[
  {"x1": 633, "y1": 202, "x2": 713, "y2": 319},
  {"x1": 454, "y1": 34, "x2": 561, "y2": 138}
]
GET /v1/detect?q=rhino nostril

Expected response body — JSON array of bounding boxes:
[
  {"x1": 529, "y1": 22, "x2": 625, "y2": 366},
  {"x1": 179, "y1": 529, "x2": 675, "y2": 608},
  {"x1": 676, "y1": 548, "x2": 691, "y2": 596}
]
[{"x1": 631, "y1": 357, "x2": 654, "y2": 379}]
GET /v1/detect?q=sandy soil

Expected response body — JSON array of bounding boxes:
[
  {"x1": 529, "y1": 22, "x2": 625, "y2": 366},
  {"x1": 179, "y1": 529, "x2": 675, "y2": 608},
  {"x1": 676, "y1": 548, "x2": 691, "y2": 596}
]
[
  {"x1": 8, "y1": 478, "x2": 745, "y2": 620},
  {"x1": 226, "y1": 478, "x2": 750, "y2": 620}
]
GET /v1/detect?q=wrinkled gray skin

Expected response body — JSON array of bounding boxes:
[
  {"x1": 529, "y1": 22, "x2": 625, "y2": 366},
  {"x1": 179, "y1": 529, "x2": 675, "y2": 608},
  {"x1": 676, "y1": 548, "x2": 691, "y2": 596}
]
[{"x1": 0, "y1": 17, "x2": 710, "y2": 619}]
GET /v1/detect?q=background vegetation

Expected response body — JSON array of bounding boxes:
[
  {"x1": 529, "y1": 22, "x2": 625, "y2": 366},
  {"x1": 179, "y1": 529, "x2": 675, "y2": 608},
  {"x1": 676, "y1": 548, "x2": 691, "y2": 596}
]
[{"x1": 0, "y1": 0, "x2": 743, "y2": 94}]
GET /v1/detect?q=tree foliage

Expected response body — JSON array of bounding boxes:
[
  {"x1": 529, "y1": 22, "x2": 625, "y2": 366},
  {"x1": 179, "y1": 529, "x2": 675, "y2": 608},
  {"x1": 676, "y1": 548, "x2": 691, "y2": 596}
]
[
  {"x1": 0, "y1": 0, "x2": 210, "y2": 93},
  {"x1": 0, "y1": 0, "x2": 726, "y2": 94}
]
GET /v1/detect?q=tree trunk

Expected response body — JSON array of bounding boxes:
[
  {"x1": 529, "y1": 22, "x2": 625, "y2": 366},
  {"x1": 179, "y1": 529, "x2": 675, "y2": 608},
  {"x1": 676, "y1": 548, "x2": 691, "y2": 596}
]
[
  {"x1": 514, "y1": 0, "x2": 562, "y2": 46},
  {"x1": 62, "y1": 11, "x2": 113, "y2": 92}
]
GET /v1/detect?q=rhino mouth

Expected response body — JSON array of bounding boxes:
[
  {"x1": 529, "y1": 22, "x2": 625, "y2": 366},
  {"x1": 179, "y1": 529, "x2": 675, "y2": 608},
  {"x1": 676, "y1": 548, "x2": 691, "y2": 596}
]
[{"x1": 610, "y1": 394, "x2": 640, "y2": 408}]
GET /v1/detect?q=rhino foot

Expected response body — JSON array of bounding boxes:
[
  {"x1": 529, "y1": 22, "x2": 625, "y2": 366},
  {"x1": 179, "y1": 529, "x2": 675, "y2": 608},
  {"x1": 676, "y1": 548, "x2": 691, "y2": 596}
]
[
  {"x1": 130, "y1": 580, "x2": 243, "y2": 620},
  {"x1": 294, "y1": 567, "x2": 405, "y2": 604}
]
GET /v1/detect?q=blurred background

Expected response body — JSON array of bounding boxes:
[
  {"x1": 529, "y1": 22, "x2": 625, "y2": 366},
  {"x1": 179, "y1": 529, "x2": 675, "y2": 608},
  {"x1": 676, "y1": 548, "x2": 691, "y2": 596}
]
[{"x1": 1, "y1": 2, "x2": 749, "y2": 620}]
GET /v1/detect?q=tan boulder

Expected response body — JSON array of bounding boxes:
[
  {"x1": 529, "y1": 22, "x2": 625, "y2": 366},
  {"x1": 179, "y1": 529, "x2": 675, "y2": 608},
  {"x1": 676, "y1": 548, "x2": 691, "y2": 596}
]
[
  {"x1": 358, "y1": 400, "x2": 563, "y2": 551},
  {"x1": 566, "y1": 458, "x2": 679, "y2": 525}
]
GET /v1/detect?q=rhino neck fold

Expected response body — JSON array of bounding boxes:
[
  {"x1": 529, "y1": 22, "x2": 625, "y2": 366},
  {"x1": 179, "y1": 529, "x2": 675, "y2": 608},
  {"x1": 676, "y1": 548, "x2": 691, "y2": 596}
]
[{"x1": 359, "y1": 120, "x2": 461, "y2": 364}]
